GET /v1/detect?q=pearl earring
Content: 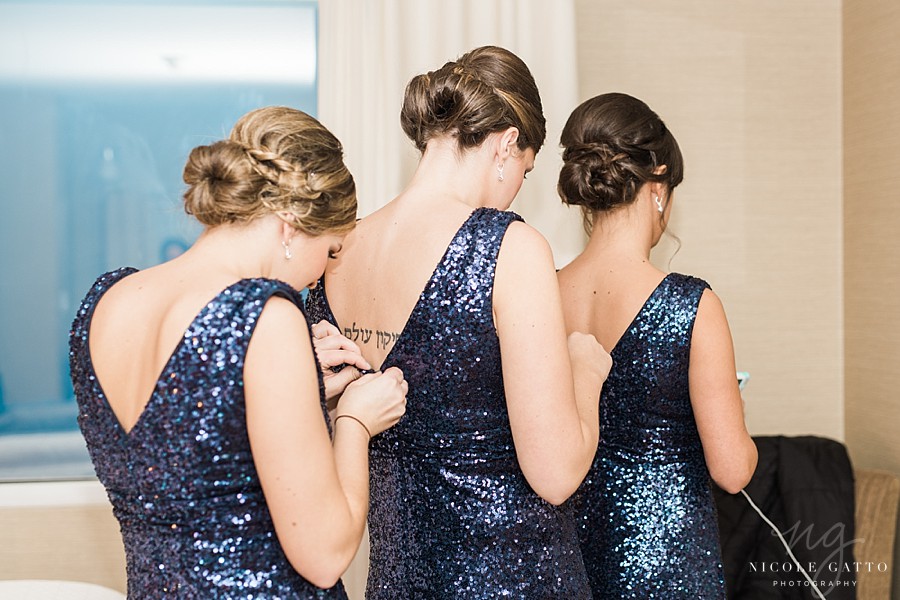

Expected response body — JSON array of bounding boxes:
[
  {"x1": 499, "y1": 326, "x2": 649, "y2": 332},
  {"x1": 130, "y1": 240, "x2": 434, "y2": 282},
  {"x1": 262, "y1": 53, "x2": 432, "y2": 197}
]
[
  {"x1": 282, "y1": 240, "x2": 293, "y2": 260},
  {"x1": 497, "y1": 163, "x2": 505, "y2": 182},
  {"x1": 654, "y1": 195, "x2": 664, "y2": 213}
]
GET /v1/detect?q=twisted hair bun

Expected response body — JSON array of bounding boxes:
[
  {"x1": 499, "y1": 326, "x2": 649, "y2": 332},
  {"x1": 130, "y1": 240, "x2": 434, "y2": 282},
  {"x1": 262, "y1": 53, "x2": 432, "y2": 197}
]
[
  {"x1": 182, "y1": 106, "x2": 356, "y2": 236},
  {"x1": 558, "y1": 93, "x2": 683, "y2": 225},
  {"x1": 183, "y1": 140, "x2": 265, "y2": 227},
  {"x1": 400, "y1": 46, "x2": 545, "y2": 153},
  {"x1": 558, "y1": 141, "x2": 638, "y2": 213}
]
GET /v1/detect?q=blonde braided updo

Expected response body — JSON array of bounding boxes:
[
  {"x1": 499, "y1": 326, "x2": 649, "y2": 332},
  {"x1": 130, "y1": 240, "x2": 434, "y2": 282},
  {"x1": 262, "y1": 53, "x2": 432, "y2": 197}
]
[{"x1": 183, "y1": 106, "x2": 356, "y2": 236}]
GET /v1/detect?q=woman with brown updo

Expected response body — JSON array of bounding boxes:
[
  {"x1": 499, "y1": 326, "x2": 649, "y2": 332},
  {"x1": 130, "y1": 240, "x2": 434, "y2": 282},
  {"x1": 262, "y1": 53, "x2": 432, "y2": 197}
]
[
  {"x1": 557, "y1": 92, "x2": 758, "y2": 598},
  {"x1": 69, "y1": 106, "x2": 407, "y2": 598},
  {"x1": 306, "y1": 46, "x2": 610, "y2": 598}
]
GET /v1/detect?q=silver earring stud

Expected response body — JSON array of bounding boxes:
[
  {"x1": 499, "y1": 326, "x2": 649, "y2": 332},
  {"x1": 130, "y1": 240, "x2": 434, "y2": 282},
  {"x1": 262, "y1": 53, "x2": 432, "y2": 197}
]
[
  {"x1": 497, "y1": 163, "x2": 504, "y2": 182},
  {"x1": 282, "y1": 240, "x2": 293, "y2": 260},
  {"x1": 654, "y1": 195, "x2": 664, "y2": 213}
]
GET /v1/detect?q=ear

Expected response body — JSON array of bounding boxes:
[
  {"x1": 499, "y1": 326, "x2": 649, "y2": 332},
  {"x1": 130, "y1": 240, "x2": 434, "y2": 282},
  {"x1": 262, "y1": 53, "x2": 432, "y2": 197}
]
[
  {"x1": 495, "y1": 127, "x2": 520, "y2": 161},
  {"x1": 277, "y1": 212, "x2": 296, "y2": 243}
]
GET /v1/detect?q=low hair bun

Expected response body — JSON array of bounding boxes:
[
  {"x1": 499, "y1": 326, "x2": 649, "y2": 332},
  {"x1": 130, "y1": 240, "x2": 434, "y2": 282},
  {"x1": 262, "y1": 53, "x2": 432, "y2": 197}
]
[
  {"x1": 558, "y1": 141, "x2": 641, "y2": 213},
  {"x1": 400, "y1": 46, "x2": 546, "y2": 154},
  {"x1": 558, "y1": 93, "x2": 684, "y2": 231},
  {"x1": 400, "y1": 65, "x2": 495, "y2": 151},
  {"x1": 183, "y1": 140, "x2": 261, "y2": 227}
]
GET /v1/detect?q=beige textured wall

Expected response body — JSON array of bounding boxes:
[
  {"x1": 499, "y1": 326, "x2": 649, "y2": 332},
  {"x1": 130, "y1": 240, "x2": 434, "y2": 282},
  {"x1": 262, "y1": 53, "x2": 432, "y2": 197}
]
[
  {"x1": 0, "y1": 482, "x2": 126, "y2": 592},
  {"x1": 0, "y1": 506, "x2": 126, "y2": 591},
  {"x1": 572, "y1": 1, "x2": 844, "y2": 439},
  {"x1": 843, "y1": 1, "x2": 900, "y2": 594},
  {"x1": 843, "y1": 0, "x2": 900, "y2": 483}
]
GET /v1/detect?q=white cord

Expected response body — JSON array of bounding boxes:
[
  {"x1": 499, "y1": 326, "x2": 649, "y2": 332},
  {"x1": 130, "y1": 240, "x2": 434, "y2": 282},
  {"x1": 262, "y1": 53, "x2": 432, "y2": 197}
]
[{"x1": 739, "y1": 489, "x2": 826, "y2": 600}]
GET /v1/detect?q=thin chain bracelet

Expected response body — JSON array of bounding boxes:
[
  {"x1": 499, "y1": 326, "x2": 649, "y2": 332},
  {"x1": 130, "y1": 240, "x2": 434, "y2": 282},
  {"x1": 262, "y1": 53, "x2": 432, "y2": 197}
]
[{"x1": 334, "y1": 414, "x2": 372, "y2": 439}]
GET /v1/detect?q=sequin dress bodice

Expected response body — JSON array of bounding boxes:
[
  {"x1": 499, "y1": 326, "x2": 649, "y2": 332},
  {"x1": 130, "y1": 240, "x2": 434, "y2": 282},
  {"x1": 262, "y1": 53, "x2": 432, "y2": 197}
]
[
  {"x1": 70, "y1": 268, "x2": 346, "y2": 599},
  {"x1": 307, "y1": 208, "x2": 591, "y2": 599},
  {"x1": 574, "y1": 273, "x2": 726, "y2": 598}
]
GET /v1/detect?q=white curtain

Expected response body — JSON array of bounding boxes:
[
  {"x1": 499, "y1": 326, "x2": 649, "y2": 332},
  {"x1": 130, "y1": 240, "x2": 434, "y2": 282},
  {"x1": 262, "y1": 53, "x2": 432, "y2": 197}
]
[{"x1": 318, "y1": 0, "x2": 585, "y2": 266}]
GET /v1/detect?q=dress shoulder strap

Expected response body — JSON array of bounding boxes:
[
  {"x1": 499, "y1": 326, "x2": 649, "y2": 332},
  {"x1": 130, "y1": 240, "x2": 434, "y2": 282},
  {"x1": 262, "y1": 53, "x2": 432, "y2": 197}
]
[
  {"x1": 653, "y1": 273, "x2": 711, "y2": 350},
  {"x1": 69, "y1": 267, "x2": 139, "y2": 364},
  {"x1": 423, "y1": 207, "x2": 524, "y2": 318}
]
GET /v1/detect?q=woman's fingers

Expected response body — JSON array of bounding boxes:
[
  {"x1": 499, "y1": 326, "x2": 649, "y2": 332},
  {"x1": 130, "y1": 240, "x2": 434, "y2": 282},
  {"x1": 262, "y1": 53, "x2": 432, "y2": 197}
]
[
  {"x1": 335, "y1": 367, "x2": 409, "y2": 436},
  {"x1": 323, "y1": 365, "x2": 362, "y2": 401},
  {"x1": 382, "y1": 366, "x2": 405, "y2": 382},
  {"x1": 311, "y1": 321, "x2": 372, "y2": 371},
  {"x1": 311, "y1": 320, "x2": 342, "y2": 340},
  {"x1": 319, "y1": 349, "x2": 372, "y2": 371}
]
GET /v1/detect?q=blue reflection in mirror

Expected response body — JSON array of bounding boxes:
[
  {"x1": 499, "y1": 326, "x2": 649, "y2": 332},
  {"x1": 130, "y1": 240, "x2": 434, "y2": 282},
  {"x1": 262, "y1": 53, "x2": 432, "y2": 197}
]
[{"x1": 0, "y1": 0, "x2": 318, "y2": 480}]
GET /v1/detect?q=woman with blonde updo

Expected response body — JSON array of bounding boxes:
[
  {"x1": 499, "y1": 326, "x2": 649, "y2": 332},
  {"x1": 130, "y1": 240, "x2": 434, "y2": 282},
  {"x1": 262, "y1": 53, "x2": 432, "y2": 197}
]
[
  {"x1": 556, "y1": 93, "x2": 757, "y2": 598},
  {"x1": 69, "y1": 106, "x2": 407, "y2": 598},
  {"x1": 306, "y1": 47, "x2": 610, "y2": 598}
]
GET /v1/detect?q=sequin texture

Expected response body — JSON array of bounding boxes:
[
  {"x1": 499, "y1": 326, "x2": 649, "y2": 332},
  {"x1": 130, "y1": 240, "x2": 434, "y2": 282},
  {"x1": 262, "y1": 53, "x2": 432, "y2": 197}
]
[
  {"x1": 570, "y1": 273, "x2": 726, "y2": 598},
  {"x1": 70, "y1": 268, "x2": 346, "y2": 599},
  {"x1": 308, "y1": 208, "x2": 591, "y2": 599}
]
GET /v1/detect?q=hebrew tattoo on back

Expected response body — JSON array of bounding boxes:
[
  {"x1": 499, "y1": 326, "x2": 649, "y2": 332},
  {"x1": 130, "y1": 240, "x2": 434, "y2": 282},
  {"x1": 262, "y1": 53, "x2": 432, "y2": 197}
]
[{"x1": 343, "y1": 321, "x2": 401, "y2": 350}]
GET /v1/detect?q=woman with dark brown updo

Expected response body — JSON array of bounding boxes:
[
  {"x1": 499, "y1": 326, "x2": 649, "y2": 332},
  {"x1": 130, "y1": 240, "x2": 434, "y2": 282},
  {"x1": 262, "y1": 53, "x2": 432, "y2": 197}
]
[
  {"x1": 557, "y1": 92, "x2": 758, "y2": 598},
  {"x1": 306, "y1": 46, "x2": 610, "y2": 598},
  {"x1": 69, "y1": 106, "x2": 407, "y2": 598}
]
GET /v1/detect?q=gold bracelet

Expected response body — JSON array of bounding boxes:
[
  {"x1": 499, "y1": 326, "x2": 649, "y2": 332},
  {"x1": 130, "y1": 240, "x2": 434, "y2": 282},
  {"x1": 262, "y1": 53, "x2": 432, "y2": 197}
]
[{"x1": 334, "y1": 414, "x2": 371, "y2": 439}]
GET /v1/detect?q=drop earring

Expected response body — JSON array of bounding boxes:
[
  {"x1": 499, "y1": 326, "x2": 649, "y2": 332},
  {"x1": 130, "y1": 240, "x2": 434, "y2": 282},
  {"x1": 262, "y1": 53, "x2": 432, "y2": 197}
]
[
  {"x1": 282, "y1": 240, "x2": 293, "y2": 260},
  {"x1": 497, "y1": 162, "x2": 505, "y2": 182},
  {"x1": 654, "y1": 195, "x2": 664, "y2": 213}
]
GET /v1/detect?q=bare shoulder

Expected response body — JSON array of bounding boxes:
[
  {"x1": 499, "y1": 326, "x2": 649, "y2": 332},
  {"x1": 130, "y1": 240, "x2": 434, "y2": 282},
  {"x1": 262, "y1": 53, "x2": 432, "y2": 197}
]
[
  {"x1": 245, "y1": 296, "x2": 314, "y2": 378},
  {"x1": 253, "y1": 295, "x2": 310, "y2": 341},
  {"x1": 498, "y1": 220, "x2": 553, "y2": 263},
  {"x1": 245, "y1": 296, "x2": 317, "y2": 386},
  {"x1": 97, "y1": 262, "x2": 193, "y2": 310},
  {"x1": 494, "y1": 221, "x2": 558, "y2": 310},
  {"x1": 325, "y1": 201, "x2": 398, "y2": 274},
  {"x1": 91, "y1": 267, "x2": 166, "y2": 324},
  {"x1": 696, "y1": 288, "x2": 729, "y2": 326},
  {"x1": 347, "y1": 199, "x2": 401, "y2": 238},
  {"x1": 692, "y1": 288, "x2": 735, "y2": 355}
]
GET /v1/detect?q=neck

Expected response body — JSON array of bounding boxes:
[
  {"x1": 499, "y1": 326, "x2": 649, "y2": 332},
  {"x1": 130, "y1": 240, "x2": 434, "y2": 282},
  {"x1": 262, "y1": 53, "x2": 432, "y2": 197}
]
[
  {"x1": 181, "y1": 218, "x2": 279, "y2": 281},
  {"x1": 402, "y1": 137, "x2": 494, "y2": 209},
  {"x1": 582, "y1": 204, "x2": 656, "y2": 264}
]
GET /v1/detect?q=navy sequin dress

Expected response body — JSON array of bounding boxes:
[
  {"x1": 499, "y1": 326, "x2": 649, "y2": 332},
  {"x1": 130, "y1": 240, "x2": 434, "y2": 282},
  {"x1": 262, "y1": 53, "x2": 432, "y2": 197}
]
[
  {"x1": 70, "y1": 268, "x2": 347, "y2": 600},
  {"x1": 307, "y1": 208, "x2": 591, "y2": 599},
  {"x1": 573, "y1": 273, "x2": 726, "y2": 598}
]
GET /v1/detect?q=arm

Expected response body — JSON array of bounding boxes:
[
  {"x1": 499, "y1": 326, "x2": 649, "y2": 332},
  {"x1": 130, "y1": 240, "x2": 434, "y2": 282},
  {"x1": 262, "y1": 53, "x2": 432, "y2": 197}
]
[
  {"x1": 244, "y1": 297, "x2": 405, "y2": 588},
  {"x1": 493, "y1": 222, "x2": 609, "y2": 505},
  {"x1": 689, "y1": 289, "x2": 758, "y2": 494}
]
